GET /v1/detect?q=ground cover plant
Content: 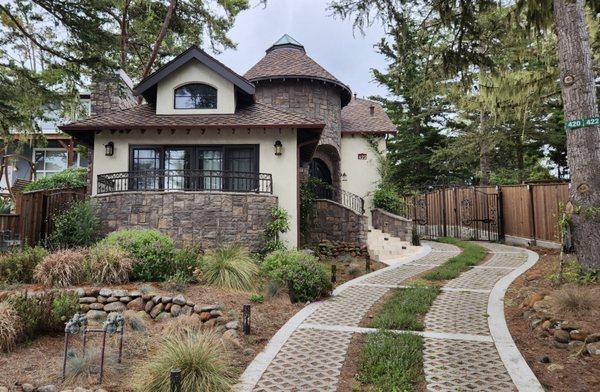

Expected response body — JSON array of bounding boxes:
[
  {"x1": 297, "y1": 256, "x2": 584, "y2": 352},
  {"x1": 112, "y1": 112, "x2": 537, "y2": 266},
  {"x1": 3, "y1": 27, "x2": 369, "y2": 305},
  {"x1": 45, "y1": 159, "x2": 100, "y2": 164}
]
[
  {"x1": 423, "y1": 237, "x2": 487, "y2": 280},
  {"x1": 358, "y1": 331, "x2": 424, "y2": 391},
  {"x1": 370, "y1": 285, "x2": 440, "y2": 330}
]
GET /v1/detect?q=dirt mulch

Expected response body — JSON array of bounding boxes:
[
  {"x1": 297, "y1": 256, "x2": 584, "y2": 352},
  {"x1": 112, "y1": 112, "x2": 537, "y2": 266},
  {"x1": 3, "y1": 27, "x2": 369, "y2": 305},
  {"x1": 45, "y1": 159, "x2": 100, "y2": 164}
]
[{"x1": 504, "y1": 248, "x2": 600, "y2": 392}]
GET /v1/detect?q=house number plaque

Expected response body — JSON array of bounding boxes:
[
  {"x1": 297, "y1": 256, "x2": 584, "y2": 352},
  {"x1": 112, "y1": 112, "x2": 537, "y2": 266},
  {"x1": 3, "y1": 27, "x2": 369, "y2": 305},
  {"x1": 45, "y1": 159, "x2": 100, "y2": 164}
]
[{"x1": 358, "y1": 153, "x2": 367, "y2": 160}]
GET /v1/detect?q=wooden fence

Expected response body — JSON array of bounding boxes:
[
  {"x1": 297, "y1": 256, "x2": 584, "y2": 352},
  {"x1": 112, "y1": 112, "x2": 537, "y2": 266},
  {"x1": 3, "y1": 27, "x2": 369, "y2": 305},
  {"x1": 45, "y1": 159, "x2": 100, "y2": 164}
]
[{"x1": 405, "y1": 182, "x2": 569, "y2": 244}]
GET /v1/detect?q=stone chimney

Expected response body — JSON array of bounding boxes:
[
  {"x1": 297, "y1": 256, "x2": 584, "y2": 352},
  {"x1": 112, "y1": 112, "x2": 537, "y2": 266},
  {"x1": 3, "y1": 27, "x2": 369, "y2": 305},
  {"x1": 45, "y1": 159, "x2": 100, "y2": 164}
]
[
  {"x1": 369, "y1": 105, "x2": 375, "y2": 116},
  {"x1": 90, "y1": 69, "x2": 137, "y2": 116}
]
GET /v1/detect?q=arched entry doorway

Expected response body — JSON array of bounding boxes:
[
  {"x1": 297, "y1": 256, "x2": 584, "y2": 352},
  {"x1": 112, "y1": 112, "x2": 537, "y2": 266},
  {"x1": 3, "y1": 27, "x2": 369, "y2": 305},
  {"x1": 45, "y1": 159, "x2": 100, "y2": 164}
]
[{"x1": 309, "y1": 158, "x2": 332, "y2": 185}]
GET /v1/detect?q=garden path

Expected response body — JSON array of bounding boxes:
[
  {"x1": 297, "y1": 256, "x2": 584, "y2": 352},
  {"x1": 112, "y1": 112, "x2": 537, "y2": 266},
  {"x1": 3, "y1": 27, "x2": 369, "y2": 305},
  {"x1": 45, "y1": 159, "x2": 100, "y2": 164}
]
[{"x1": 237, "y1": 241, "x2": 543, "y2": 392}]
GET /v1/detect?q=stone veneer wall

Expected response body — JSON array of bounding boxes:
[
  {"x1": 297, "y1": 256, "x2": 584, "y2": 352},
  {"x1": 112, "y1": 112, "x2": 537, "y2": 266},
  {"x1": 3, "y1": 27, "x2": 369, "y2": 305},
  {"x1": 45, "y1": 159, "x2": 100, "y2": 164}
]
[
  {"x1": 92, "y1": 191, "x2": 278, "y2": 251},
  {"x1": 90, "y1": 70, "x2": 137, "y2": 116},
  {"x1": 372, "y1": 208, "x2": 412, "y2": 242},
  {"x1": 306, "y1": 199, "x2": 368, "y2": 246},
  {"x1": 253, "y1": 79, "x2": 342, "y2": 151}
]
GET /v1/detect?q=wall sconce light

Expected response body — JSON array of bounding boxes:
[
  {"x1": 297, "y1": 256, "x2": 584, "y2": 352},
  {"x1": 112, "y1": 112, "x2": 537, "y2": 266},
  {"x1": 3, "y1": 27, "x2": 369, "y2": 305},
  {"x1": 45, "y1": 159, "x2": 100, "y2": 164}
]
[
  {"x1": 274, "y1": 140, "x2": 283, "y2": 156},
  {"x1": 105, "y1": 141, "x2": 114, "y2": 156},
  {"x1": 342, "y1": 172, "x2": 348, "y2": 181}
]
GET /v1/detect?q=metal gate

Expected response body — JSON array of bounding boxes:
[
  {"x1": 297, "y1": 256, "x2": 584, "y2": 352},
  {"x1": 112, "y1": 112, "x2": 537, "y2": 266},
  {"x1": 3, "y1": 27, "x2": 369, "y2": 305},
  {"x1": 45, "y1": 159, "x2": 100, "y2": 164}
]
[{"x1": 411, "y1": 187, "x2": 503, "y2": 242}]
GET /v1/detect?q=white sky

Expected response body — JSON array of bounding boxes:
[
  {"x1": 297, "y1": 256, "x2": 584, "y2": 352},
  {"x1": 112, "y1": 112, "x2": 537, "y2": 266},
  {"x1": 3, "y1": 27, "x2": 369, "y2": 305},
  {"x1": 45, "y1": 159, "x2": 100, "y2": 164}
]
[{"x1": 215, "y1": 0, "x2": 390, "y2": 99}]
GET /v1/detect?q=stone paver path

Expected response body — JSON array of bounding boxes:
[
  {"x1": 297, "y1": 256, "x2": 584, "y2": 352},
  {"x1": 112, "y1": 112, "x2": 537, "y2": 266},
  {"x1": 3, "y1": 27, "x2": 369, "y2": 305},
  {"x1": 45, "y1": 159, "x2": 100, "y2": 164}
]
[{"x1": 240, "y1": 241, "x2": 541, "y2": 392}]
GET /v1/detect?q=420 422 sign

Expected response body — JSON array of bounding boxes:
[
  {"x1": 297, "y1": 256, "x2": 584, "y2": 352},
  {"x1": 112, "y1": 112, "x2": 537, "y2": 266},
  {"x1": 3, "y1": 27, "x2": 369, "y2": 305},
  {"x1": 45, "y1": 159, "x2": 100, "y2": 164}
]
[{"x1": 565, "y1": 117, "x2": 600, "y2": 130}]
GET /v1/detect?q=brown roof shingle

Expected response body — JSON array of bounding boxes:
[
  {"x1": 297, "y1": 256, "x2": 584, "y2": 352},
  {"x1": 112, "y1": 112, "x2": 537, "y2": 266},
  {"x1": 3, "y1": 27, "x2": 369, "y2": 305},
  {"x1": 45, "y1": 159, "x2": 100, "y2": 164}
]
[
  {"x1": 58, "y1": 103, "x2": 324, "y2": 131},
  {"x1": 341, "y1": 97, "x2": 397, "y2": 135}
]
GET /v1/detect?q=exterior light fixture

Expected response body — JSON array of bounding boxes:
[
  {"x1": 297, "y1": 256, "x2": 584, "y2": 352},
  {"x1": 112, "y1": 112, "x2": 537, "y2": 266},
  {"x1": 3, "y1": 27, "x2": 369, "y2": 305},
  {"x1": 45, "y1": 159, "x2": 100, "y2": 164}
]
[
  {"x1": 342, "y1": 172, "x2": 348, "y2": 181},
  {"x1": 274, "y1": 140, "x2": 283, "y2": 156},
  {"x1": 105, "y1": 142, "x2": 114, "y2": 156}
]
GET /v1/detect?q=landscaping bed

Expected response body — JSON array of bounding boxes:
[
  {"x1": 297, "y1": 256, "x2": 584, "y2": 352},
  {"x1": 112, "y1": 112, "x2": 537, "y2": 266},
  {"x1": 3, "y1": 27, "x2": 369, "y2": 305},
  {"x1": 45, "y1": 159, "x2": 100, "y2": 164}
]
[{"x1": 504, "y1": 248, "x2": 600, "y2": 392}]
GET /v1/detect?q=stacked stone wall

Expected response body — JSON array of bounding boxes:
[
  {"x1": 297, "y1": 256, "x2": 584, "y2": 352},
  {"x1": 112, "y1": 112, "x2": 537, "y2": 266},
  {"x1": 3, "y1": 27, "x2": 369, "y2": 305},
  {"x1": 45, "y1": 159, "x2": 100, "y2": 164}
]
[
  {"x1": 92, "y1": 191, "x2": 278, "y2": 251},
  {"x1": 305, "y1": 199, "x2": 367, "y2": 246},
  {"x1": 372, "y1": 208, "x2": 412, "y2": 242}
]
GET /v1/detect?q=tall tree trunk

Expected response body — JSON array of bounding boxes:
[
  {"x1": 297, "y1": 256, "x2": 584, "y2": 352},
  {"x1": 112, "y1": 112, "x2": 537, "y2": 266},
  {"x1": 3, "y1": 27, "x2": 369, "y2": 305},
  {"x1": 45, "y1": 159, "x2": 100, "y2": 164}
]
[
  {"x1": 479, "y1": 111, "x2": 491, "y2": 186},
  {"x1": 554, "y1": 0, "x2": 600, "y2": 270},
  {"x1": 119, "y1": 0, "x2": 131, "y2": 70},
  {"x1": 141, "y1": 0, "x2": 177, "y2": 79}
]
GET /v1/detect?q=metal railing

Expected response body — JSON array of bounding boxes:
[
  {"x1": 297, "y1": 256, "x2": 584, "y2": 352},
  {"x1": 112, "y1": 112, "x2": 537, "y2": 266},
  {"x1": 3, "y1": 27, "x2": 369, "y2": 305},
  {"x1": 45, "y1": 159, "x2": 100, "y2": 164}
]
[
  {"x1": 97, "y1": 169, "x2": 273, "y2": 195},
  {"x1": 312, "y1": 182, "x2": 365, "y2": 215}
]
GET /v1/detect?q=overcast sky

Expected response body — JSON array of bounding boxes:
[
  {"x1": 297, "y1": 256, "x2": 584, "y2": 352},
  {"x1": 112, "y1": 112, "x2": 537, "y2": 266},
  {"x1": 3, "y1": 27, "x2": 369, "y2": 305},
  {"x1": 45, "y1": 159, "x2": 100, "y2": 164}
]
[{"x1": 216, "y1": 0, "x2": 390, "y2": 99}]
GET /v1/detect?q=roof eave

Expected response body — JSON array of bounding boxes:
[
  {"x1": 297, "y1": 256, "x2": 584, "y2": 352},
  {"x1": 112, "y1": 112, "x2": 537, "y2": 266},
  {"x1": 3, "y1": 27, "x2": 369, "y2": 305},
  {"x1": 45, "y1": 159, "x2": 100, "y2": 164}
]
[{"x1": 59, "y1": 123, "x2": 325, "y2": 132}]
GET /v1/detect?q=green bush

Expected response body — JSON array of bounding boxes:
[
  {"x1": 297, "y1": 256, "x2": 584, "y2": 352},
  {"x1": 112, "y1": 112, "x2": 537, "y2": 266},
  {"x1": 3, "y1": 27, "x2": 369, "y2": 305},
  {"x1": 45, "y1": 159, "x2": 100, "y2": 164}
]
[
  {"x1": 261, "y1": 249, "x2": 317, "y2": 283},
  {"x1": 173, "y1": 245, "x2": 202, "y2": 278},
  {"x1": 0, "y1": 197, "x2": 13, "y2": 214},
  {"x1": 99, "y1": 229, "x2": 176, "y2": 281},
  {"x1": 198, "y1": 244, "x2": 258, "y2": 291},
  {"x1": 48, "y1": 199, "x2": 99, "y2": 249},
  {"x1": 249, "y1": 294, "x2": 264, "y2": 303},
  {"x1": 23, "y1": 168, "x2": 87, "y2": 192},
  {"x1": 49, "y1": 292, "x2": 80, "y2": 331},
  {"x1": 87, "y1": 242, "x2": 135, "y2": 284},
  {"x1": 263, "y1": 207, "x2": 290, "y2": 254},
  {"x1": 373, "y1": 186, "x2": 407, "y2": 216},
  {"x1": 281, "y1": 257, "x2": 331, "y2": 303},
  {"x1": 0, "y1": 246, "x2": 47, "y2": 284},
  {"x1": 132, "y1": 332, "x2": 234, "y2": 392}
]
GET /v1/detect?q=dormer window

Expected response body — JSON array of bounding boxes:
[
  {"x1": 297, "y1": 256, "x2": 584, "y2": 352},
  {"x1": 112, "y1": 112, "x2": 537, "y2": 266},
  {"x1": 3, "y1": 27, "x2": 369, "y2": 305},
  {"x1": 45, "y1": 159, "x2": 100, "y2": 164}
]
[{"x1": 174, "y1": 83, "x2": 217, "y2": 109}]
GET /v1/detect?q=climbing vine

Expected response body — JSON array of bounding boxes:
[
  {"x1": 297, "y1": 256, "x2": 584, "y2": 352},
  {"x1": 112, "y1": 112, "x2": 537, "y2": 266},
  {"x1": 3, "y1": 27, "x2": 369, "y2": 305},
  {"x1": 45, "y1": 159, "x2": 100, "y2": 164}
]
[{"x1": 263, "y1": 207, "x2": 290, "y2": 254}]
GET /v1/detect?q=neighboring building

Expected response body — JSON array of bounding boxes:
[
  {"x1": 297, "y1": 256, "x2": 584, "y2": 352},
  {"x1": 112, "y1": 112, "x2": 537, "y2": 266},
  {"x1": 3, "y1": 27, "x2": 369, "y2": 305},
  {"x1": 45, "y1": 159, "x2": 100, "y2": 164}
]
[{"x1": 59, "y1": 35, "x2": 396, "y2": 249}]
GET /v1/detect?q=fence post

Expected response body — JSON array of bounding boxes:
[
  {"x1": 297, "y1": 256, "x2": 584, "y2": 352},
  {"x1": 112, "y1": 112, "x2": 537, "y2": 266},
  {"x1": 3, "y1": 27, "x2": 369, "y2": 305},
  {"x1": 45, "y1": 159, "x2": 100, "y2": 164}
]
[
  {"x1": 528, "y1": 184, "x2": 537, "y2": 246},
  {"x1": 441, "y1": 188, "x2": 447, "y2": 237},
  {"x1": 497, "y1": 186, "x2": 505, "y2": 241},
  {"x1": 170, "y1": 368, "x2": 182, "y2": 392}
]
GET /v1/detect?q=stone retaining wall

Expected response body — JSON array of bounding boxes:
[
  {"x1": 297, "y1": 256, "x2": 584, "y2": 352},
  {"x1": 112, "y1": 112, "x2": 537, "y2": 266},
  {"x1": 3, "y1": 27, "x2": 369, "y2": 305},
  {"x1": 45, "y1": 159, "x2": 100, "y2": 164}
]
[
  {"x1": 92, "y1": 191, "x2": 278, "y2": 251},
  {"x1": 305, "y1": 199, "x2": 367, "y2": 246},
  {"x1": 372, "y1": 208, "x2": 412, "y2": 241}
]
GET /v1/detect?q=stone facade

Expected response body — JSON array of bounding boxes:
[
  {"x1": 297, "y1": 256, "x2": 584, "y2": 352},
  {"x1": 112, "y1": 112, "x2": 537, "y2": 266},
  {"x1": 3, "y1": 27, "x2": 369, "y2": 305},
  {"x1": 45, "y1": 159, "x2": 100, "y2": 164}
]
[
  {"x1": 254, "y1": 79, "x2": 342, "y2": 152},
  {"x1": 306, "y1": 199, "x2": 368, "y2": 246},
  {"x1": 372, "y1": 208, "x2": 412, "y2": 242},
  {"x1": 92, "y1": 191, "x2": 278, "y2": 251},
  {"x1": 90, "y1": 70, "x2": 137, "y2": 116}
]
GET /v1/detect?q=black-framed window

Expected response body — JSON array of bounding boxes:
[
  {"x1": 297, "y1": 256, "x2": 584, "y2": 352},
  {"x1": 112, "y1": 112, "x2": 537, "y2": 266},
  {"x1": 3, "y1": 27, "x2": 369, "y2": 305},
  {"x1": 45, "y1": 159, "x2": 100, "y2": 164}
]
[
  {"x1": 129, "y1": 145, "x2": 259, "y2": 191},
  {"x1": 174, "y1": 83, "x2": 217, "y2": 109}
]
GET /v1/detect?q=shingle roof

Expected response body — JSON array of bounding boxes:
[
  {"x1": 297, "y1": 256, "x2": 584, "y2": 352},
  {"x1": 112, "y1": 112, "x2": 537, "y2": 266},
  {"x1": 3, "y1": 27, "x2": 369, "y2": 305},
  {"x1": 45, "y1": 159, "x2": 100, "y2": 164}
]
[
  {"x1": 58, "y1": 103, "x2": 324, "y2": 131},
  {"x1": 341, "y1": 97, "x2": 397, "y2": 135},
  {"x1": 244, "y1": 35, "x2": 352, "y2": 106}
]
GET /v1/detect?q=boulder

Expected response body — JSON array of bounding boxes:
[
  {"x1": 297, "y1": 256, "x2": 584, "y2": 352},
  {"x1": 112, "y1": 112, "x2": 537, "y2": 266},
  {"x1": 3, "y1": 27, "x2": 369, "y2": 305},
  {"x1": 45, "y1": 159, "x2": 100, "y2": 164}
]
[
  {"x1": 199, "y1": 312, "x2": 211, "y2": 322},
  {"x1": 554, "y1": 329, "x2": 571, "y2": 343},
  {"x1": 171, "y1": 304, "x2": 182, "y2": 317},
  {"x1": 80, "y1": 304, "x2": 90, "y2": 312},
  {"x1": 181, "y1": 305, "x2": 193, "y2": 316},
  {"x1": 84, "y1": 287, "x2": 100, "y2": 297},
  {"x1": 586, "y1": 333, "x2": 600, "y2": 343},
  {"x1": 156, "y1": 312, "x2": 172, "y2": 321},
  {"x1": 99, "y1": 288, "x2": 112, "y2": 297},
  {"x1": 119, "y1": 296, "x2": 132, "y2": 303},
  {"x1": 142, "y1": 294, "x2": 153, "y2": 301},
  {"x1": 97, "y1": 296, "x2": 107, "y2": 304},
  {"x1": 150, "y1": 303, "x2": 164, "y2": 318},
  {"x1": 79, "y1": 297, "x2": 97, "y2": 304},
  {"x1": 226, "y1": 321, "x2": 239, "y2": 330},
  {"x1": 173, "y1": 295, "x2": 187, "y2": 306},
  {"x1": 129, "y1": 290, "x2": 142, "y2": 297},
  {"x1": 152, "y1": 295, "x2": 162, "y2": 303},
  {"x1": 161, "y1": 296, "x2": 173, "y2": 304},
  {"x1": 37, "y1": 385, "x2": 57, "y2": 392},
  {"x1": 106, "y1": 296, "x2": 119, "y2": 303},
  {"x1": 144, "y1": 300, "x2": 155, "y2": 313},
  {"x1": 210, "y1": 309, "x2": 223, "y2": 317},
  {"x1": 560, "y1": 321, "x2": 581, "y2": 331},
  {"x1": 89, "y1": 303, "x2": 104, "y2": 310},
  {"x1": 587, "y1": 342, "x2": 600, "y2": 356},
  {"x1": 165, "y1": 303, "x2": 172, "y2": 312},
  {"x1": 104, "y1": 302, "x2": 126, "y2": 312},
  {"x1": 21, "y1": 383, "x2": 35, "y2": 392},
  {"x1": 112, "y1": 289, "x2": 128, "y2": 297},
  {"x1": 195, "y1": 304, "x2": 222, "y2": 313},
  {"x1": 86, "y1": 310, "x2": 108, "y2": 322},
  {"x1": 73, "y1": 387, "x2": 91, "y2": 392},
  {"x1": 570, "y1": 330, "x2": 588, "y2": 341},
  {"x1": 222, "y1": 329, "x2": 242, "y2": 349},
  {"x1": 204, "y1": 319, "x2": 217, "y2": 328},
  {"x1": 523, "y1": 293, "x2": 544, "y2": 308},
  {"x1": 127, "y1": 297, "x2": 144, "y2": 311}
]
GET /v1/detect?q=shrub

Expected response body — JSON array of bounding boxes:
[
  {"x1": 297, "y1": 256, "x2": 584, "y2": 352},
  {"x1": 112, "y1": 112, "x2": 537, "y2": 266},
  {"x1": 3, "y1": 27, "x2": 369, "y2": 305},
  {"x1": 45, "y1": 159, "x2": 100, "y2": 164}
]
[
  {"x1": 373, "y1": 186, "x2": 407, "y2": 216},
  {"x1": 100, "y1": 229, "x2": 176, "y2": 281},
  {"x1": 0, "y1": 246, "x2": 47, "y2": 284},
  {"x1": 0, "y1": 197, "x2": 13, "y2": 214},
  {"x1": 250, "y1": 294, "x2": 264, "y2": 303},
  {"x1": 261, "y1": 249, "x2": 317, "y2": 283},
  {"x1": 0, "y1": 302, "x2": 22, "y2": 352},
  {"x1": 554, "y1": 285, "x2": 596, "y2": 314},
  {"x1": 23, "y1": 168, "x2": 87, "y2": 192},
  {"x1": 49, "y1": 292, "x2": 80, "y2": 331},
  {"x1": 87, "y1": 243, "x2": 135, "y2": 284},
  {"x1": 163, "y1": 271, "x2": 193, "y2": 292},
  {"x1": 199, "y1": 244, "x2": 258, "y2": 291},
  {"x1": 281, "y1": 257, "x2": 331, "y2": 303},
  {"x1": 47, "y1": 199, "x2": 99, "y2": 248},
  {"x1": 132, "y1": 332, "x2": 234, "y2": 392},
  {"x1": 173, "y1": 245, "x2": 202, "y2": 277},
  {"x1": 34, "y1": 249, "x2": 87, "y2": 287}
]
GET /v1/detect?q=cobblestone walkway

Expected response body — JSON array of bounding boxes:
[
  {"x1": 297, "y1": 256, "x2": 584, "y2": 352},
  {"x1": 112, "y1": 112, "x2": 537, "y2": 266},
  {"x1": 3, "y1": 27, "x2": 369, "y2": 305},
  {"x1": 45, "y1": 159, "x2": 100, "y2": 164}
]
[{"x1": 240, "y1": 241, "x2": 539, "y2": 392}]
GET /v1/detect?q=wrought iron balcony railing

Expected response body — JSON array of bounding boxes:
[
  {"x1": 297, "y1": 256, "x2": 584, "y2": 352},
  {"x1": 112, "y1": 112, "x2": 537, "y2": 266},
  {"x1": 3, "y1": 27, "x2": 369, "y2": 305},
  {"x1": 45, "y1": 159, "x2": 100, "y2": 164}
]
[{"x1": 97, "y1": 169, "x2": 273, "y2": 195}]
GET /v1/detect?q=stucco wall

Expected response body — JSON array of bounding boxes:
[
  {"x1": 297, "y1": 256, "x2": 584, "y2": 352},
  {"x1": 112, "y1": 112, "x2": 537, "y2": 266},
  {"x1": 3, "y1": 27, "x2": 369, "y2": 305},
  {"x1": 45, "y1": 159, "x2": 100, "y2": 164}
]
[
  {"x1": 92, "y1": 128, "x2": 298, "y2": 247},
  {"x1": 93, "y1": 192, "x2": 277, "y2": 251},
  {"x1": 340, "y1": 135, "x2": 385, "y2": 222},
  {"x1": 156, "y1": 61, "x2": 236, "y2": 115}
]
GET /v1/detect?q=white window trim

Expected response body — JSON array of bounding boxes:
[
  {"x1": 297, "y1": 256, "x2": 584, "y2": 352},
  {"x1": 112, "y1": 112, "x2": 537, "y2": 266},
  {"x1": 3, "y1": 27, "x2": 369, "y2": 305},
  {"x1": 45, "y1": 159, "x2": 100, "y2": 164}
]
[{"x1": 32, "y1": 147, "x2": 82, "y2": 178}]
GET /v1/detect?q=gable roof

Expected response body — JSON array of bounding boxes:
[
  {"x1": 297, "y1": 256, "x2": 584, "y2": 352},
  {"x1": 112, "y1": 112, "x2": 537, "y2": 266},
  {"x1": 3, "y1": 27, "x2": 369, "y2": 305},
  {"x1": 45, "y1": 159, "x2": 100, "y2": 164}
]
[
  {"x1": 133, "y1": 45, "x2": 255, "y2": 103},
  {"x1": 341, "y1": 97, "x2": 397, "y2": 135},
  {"x1": 245, "y1": 35, "x2": 352, "y2": 106},
  {"x1": 59, "y1": 102, "x2": 323, "y2": 131}
]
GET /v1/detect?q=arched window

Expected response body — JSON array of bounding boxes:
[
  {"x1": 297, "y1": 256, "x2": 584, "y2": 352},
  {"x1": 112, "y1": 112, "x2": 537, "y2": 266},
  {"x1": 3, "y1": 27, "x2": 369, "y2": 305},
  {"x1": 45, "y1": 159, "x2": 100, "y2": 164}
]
[{"x1": 174, "y1": 83, "x2": 217, "y2": 109}]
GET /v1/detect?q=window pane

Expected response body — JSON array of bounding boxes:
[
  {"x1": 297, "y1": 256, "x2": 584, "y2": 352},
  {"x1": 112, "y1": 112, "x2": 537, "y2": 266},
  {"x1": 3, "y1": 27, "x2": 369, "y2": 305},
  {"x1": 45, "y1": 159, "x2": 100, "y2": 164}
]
[
  {"x1": 199, "y1": 149, "x2": 222, "y2": 190},
  {"x1": 165, "y1": 149, "x2": 189, "y2": 190},
  {"x1": 44, "y1": 151, "x2": 68, "y2": 171},
  {"x1": 174, "y1": 84, "x2": 217, "y2": 109},
  {"x1": 132, "y1": 148, "x2": 160, "y2": 190},
  {"x1": 228, "y1": 149, "x2": 255, "y2": 191}
]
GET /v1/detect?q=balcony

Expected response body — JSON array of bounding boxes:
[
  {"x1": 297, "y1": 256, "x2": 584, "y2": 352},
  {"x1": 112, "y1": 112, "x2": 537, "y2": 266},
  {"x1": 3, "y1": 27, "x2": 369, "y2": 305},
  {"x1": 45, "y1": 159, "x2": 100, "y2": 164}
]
[{"x1": 97, "y1": 169, "x2": 273, "y2": 195}]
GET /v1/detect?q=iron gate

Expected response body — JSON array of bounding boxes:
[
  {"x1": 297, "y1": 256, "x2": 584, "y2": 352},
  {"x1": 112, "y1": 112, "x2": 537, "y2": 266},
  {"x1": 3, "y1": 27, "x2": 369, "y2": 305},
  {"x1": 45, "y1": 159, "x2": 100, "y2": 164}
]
[{"x1": 411, "y1": 187, "x2": 503, "y2": 242}]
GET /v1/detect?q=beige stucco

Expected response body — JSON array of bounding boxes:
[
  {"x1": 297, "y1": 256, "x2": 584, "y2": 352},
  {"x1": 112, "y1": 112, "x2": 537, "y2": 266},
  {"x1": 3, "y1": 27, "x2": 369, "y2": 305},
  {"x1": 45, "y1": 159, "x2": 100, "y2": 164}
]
[
  {"x1": 92, "y1": 128, "x2": 299, "y2": 247},
  {"x1": 340, "y1": 135, "x2": 385, "y2": 222},
  {"x1": 155, "y1": 60, "x2": 236, "y2": 115}
]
